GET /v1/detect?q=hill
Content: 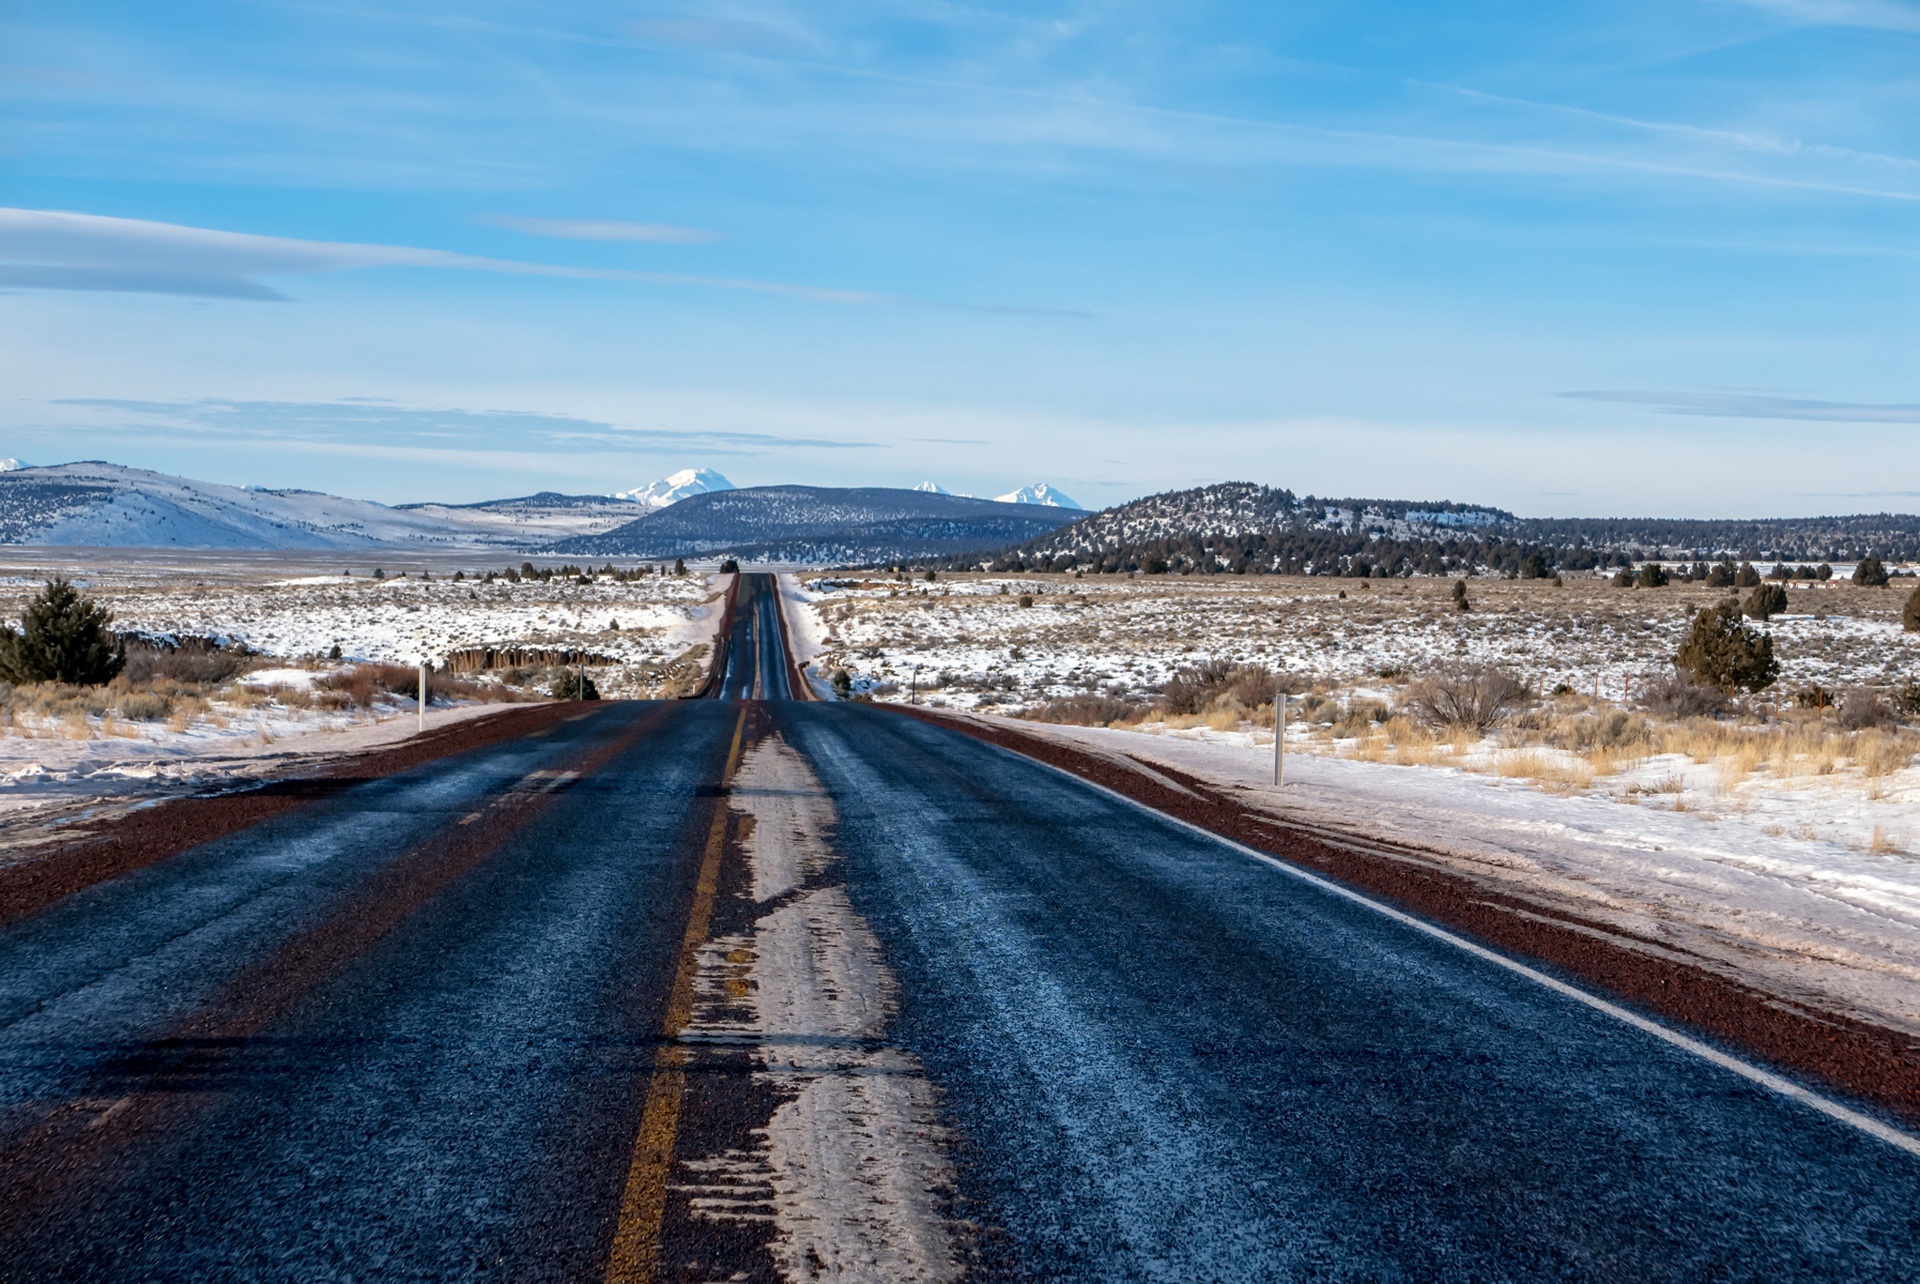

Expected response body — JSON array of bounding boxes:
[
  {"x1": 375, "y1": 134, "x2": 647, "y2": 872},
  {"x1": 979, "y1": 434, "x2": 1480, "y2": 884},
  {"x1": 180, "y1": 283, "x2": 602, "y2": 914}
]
[
  {"x1": 547, "y1": 485, "x2": 1082, "y2": 563},
  {"x1": 961, "y1": 482, "x2": 1920, "y2": 577},
  {"x1": 0, "y1": 463, "x2": 639, "y2": 550}
]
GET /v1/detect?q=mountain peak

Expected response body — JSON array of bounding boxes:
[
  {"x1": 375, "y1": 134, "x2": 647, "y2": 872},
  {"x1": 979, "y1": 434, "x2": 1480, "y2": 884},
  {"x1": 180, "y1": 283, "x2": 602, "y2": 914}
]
[
  {"x1": 614, "y1": 467, "x2": 735, "y2": 510},
  {"x1": 994, "y1": 482, "x2": 1081, "y2": 509}
]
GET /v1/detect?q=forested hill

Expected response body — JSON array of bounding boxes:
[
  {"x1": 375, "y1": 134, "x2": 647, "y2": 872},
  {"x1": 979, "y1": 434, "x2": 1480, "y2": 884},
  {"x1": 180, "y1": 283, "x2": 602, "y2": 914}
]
[{"x1": 951, "y1": 482, "x2": 1920, "y2": 577}]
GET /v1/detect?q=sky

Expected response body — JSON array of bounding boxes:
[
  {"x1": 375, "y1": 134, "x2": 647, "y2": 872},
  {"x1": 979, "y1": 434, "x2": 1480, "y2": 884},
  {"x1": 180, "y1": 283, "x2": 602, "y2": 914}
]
[{"x1": 2, "y1": 0, "x2": 1918, "y2": 516}]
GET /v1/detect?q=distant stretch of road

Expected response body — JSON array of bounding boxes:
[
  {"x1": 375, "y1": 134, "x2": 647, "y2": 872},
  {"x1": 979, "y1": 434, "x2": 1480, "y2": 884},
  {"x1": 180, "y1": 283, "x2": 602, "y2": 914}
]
[{"x1": 1, "y1": 572, "x2": 1917, "y2": 1281}]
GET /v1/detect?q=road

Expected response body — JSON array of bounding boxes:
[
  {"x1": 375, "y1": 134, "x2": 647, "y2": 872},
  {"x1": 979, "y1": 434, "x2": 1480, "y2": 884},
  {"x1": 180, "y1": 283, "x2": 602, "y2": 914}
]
[{"x1": 1, "y1": 571, "x2": 1917, "y2": 1280}]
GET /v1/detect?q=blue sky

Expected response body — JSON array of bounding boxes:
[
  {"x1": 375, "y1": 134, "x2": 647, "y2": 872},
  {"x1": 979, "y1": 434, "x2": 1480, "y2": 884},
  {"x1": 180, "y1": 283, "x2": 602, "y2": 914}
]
[{"x1": 3, "y1": 1, "x2": 1918, "y2": 515}]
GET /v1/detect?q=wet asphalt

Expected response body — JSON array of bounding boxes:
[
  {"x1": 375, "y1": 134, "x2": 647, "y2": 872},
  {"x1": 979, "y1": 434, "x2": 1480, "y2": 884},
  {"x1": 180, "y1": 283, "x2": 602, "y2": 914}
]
[{"x1": 0, "y1": 572, "x2": 1917, "y2": 1280}]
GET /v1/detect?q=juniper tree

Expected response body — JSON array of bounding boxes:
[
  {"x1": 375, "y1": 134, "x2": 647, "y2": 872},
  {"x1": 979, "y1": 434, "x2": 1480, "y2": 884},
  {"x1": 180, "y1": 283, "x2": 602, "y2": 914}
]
[
  {"x1": 1743, "y1": 582, "x2": 1789, "y2": 621},
  {"x1": 0, "y1": 578, "x2": 125, "y2": 686},
  {"x1": 1734, "y1": 562, "x2": 1762, "y2": 588},
  {"x1": 1854, "y1": 555, "x2": 1891, "y2": 587},
  {"x1": 1904, "y1": 584, "x2": 1920, "y2": 632},
  {"x1": 1676, "y1": 600, "x2": 1778, "y2": 693}
]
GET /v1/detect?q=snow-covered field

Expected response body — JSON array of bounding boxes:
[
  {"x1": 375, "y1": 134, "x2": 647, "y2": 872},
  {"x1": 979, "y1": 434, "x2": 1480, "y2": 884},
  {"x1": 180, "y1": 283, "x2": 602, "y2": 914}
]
[
  {"x1": 800, "y1": 571, "x2": 1920, "y2": 708},
  {"x1": 0, "y1": 559, "x2": 728, "y2": 821}
]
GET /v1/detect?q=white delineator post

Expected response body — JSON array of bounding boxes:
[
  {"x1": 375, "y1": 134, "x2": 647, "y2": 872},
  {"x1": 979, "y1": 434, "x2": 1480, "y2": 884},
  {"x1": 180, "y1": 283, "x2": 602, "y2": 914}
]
[
  {"x1": 1272, "y1": 693, "x2": 1285, "y2": 787},
  {"x1": 418, "y1": 658, "x2": 427, "y2": 734}
]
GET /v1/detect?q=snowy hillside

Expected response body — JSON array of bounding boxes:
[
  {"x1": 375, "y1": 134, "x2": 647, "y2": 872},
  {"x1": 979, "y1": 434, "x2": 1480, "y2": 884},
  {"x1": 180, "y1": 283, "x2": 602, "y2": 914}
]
[
  {"x1": 0, "y1": 463, "x2": 637, "y2": 551},
  {"x1": 615, "y1": 468, "x2": 734, "y2": 509},
  {"x1": 994, "y1": 482, "x2": 1082, "y2": 509},
  {"x1": 549, "y1": 485, "x2": 1081, "y2": 563}
]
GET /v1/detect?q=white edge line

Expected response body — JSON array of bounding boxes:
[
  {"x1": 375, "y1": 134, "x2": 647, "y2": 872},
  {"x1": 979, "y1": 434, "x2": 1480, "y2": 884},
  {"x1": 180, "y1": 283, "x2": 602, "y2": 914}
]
[{"x1": 957, "y1": 724, "x2": 1920, "y2": 1160}]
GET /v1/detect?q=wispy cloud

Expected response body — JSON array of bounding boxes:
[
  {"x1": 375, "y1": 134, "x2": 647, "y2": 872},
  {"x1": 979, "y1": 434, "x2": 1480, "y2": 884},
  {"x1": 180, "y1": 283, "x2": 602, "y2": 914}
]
[
  {"x1": 1714, "y1": 0, "x2": 1920, "y2": 33},
  {"x1": 1561, "y1": 390, "x2": 1920, "y2": 423},
  {"x1": 51, "y1": 397, "x2": 878, "y2": 452},
  {"x1": 477, "y1": 214, "x2": 720, "y2": 243},
  {"x1": 0, "y1": 208, "x2": 1077, "y2": 313}
]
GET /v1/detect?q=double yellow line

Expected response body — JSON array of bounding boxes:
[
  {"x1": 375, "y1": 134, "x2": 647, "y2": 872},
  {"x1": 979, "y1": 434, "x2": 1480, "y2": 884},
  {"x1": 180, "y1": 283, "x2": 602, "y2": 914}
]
[{"x1": 604, "y1": 705, "x2": 749, "y2": 1283}]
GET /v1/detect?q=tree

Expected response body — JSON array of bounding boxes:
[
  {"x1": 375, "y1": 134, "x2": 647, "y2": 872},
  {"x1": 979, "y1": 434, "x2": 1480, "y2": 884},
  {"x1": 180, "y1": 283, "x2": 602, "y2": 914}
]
[
  {"x1": 1676, "y1": 600, "x2": 1778, "y2": 693},
  {"x1": 1405, "y1": 665, "x2": 1530, "y2": 733},
  {"x1": 1452, "y1": 578, "x2": 1471, "y2": 611},
  {"x1": 1854, "y1": 555, "x2": 1891, "y2": 587},
  {"x1": 1704, "y1": 561, "x2": 1736, "y2": 588},
  {"x1": 719, "y1": 558, "x2": 739, "y2": 573},
  {"x1": 1734, "y1": 562, "x2": 1762, "y2": 588},
  {"x1": 1743, "y1": 583, "x2": 1789, "y2": 621},
  {"x1": 553, "y1": 670, "x2": 599, "y2": 700},
  {"x1": 673, "y1": 558, "x2": 687, "y2": 576},
  {"x1": 1634, "y1": 562, "x2": 1670, "y2": 588},
  {"x1": 0, "y1": 578, "x2": 126, "y2": 686},
  {"x1": 1906, "y1": 584, "x2": 1920, "y2": 632}
]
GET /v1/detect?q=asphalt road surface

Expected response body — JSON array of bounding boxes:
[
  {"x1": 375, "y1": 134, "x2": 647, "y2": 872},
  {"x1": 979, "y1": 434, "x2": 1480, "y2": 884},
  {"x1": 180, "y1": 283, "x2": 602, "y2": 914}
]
[{"x1": 2, "y1": 572, "x2": 1918, "y2": 1281}]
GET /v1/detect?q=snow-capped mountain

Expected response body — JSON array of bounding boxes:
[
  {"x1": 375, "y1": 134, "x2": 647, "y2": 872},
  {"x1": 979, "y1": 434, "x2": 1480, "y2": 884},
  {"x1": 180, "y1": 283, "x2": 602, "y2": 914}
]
[
  {"x1": 0, "y1": 459, "x2": 25, "y2": 472},
  {"x1": 994, "y1": 482, "x2": 1082, "y2": 509},
  {"x1": 549, "y1": 485, "x2": 1082, "y2": 563},
  {"x1": 0, "y1": 462, "x2": 642, "y2": 550},
  {"x1": 911, "y1": 481, "x2": 950, "y2": 495},
  {"x1": 615, "y1": 468, "x2": 734, "y2": 510}
]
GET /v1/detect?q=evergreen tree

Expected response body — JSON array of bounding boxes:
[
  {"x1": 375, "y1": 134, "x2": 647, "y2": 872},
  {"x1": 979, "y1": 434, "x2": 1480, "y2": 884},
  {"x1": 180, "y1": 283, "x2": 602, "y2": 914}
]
[
  {"x1": 1903, "y1": 584, "x2": 1920, "y2": 632},
  {"x1": 0, "y1": 578, "x2": 126, "y2": 685},
  {"x1": 674, "y1": 558, "x2": 687, "y2": 576},
  {"x1": 1854, "y1": 555, "x2": 1891, "y2": 587},
  {"x1": 1734, "y1": 561, "x2": 1761, "y2": 588},
  {"x1": 1676, "y1": 600, "x2": 1778, "y2": 693},
  {"x1": 1704, "y1": 561, "x2": 1736, "y2": 588},
  {"x1": 1743, "y1": 582, "x2": 1789, "y2": 621},
  {"x1": 1634, "y1": 562, "x2": 1670, "y2": 588}
]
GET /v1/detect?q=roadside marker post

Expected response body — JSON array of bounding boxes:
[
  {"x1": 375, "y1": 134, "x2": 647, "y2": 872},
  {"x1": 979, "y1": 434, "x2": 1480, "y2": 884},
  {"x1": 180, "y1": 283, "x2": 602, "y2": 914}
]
[
  {"x1": 1272, "y1": 693, "x2": 1285, "y2": 787},
  {"x1": 418, "y1": 658, "x2": 427, "y2": 735}
]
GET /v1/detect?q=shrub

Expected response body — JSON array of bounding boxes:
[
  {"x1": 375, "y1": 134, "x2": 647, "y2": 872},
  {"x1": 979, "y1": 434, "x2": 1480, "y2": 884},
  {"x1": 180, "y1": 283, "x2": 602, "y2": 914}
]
[
  {"x1": 118, "y1": 691, "x2": 173, "y2": 721},
  {"x1": 674, "y1": 558, "x2": 687, "y2": 575},
  {"x1": 1637, "y1": 670, "x2": 1731, "y2": 718},
  {"x1": 1840, "y1": 689, "x2": 1894, "y2": 730},
  {"x1": 121, "y1": 637, "x2": 252, "y2": 685},
  {"x1": 1024, "y1": 694, "x2": 1143, "y2": 726},
  {"x1": 1895, "y1": 678, "x2": 1920, "y2": 718},
  {"x1": 1855, "y1": 556, "x2": 1891, "y2": 587},
  {"x1": 1791, "y1": 684, "x2": 1835, "y2": 710},
  {"x1": 1157, "y1": 660, "x2": 1285, "y2": 717},
  {"x1": 719, "y1": 558, "x2": 740, "y2": 573},
  {"x1": 1743, "y1": 583, "x2": 1789, "y2": 621},
  {"x1": 1734, "y1": 562, "x2": 1762, "y2": 588},
  {"x1": 1452, "y1": 579, "x2": 1470, "y2": 611},
  {"x1": 0, "y1": 579, "x2": 126, "y2": 686},
  {"x1": 1018, "y1": 594, "x2": 1034, "y2": 608},
  {"x1": 1633, "y1": 562, "x2": 1670, "y2": 588},
  {"x1": 830, "y1": 668, "x2": 853, "y2": 699},
  {"x1": 553, "y1": 670, "x2": 600, "y2": 700},
  {"x1": 1704, "y1": 561, "x2": 1736, "y2": 588},
  {"x1": 1404, "y1": 664, "x2": 1530, "y2": 732},
  {"x1": 1675, "y1": 600, "x2": 1778, "y2": 693}
]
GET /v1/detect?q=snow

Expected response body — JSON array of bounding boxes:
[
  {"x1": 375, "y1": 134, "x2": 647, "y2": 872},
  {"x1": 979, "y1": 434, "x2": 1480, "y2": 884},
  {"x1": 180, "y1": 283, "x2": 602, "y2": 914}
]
[
  {"x1": 994, "y1": 482, "x2": 1081, "y2": 509},
  {"x1": 613, "y1": 467, "x2": 734, "y2": 509},
  {"x1": 996, "y1": 716, "x2": 1920, "y2": 1039}
]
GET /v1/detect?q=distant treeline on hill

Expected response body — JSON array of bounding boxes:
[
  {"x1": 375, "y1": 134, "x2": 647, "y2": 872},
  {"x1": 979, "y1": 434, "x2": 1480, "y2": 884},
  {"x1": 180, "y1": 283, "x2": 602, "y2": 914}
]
[{"x1": 926, "y1": 482, "x2": 1920, "y2": 577}]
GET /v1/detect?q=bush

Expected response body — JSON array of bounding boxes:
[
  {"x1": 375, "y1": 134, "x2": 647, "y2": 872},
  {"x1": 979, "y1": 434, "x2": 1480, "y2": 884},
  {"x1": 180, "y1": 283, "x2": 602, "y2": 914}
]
[
  {"x1": 118, "y1": 691, "x2": 173, "y2": 721},
  {"x1": 830, "y1": 668, "x2": 853, "y2": 699},
  {"x1": 1633, "y1": 562, "x2": 1670, "y2": 588},
  {"x1": 0, "y1": 578, "x2": 126, "y2": 686},
  {"x1": 1637, "y1": 671, "x2": 1731, "y2": 718},
  {"x1": 1855, "y1": 556, "x2": 1891, "y2": 587},
  {"x1": 553, "y1": 670, "x2": 600, "y2": 700},
  {"x1": 1743, "y1": 583, "x2": 1789, "y2": 621},
  {"x1": 1734, "y1": 562, "x2": 1762, "y2": 588},
  {"x1": 1904, "y1": 586, "x2": 1920, "y2": 633},
  {"x1": 1158, "y1": 660, "x2": 1285, "y2": 716},
  {"x1": 1839, "y1": 689, "x2": 1894, "y2": 729},
  {"x1": 1018, "y1": 594, "x2": 1034, "y2": 608},
  {"x1": 1675, "y1": 600, "x2": 1778, "y2": 693},
  {"x1": 121, "y1": 637, "x2": 252, "y2": 685},
  {"x1": 719, "y1": 558, "x2": 740, "y2": 573},
  {"x1": 1404, "y1": 664, "x2": 1530, "y2": 732},
  {"x1": 1024, "y1": 693, "x2": 1143, "y2": 726},
  {"x1": 1895, "y1": 678, "x2": 1920, "y2": 718},
  {"x1": 1704, "y1": 561, "x2": 1736, "y2": 588},
  {"x1": 1791, "y1": 684, "x2": 1835, "y2": 710},
  {"x1": 1452, "y1": 579, "x2": 1470, "y2": 611}
]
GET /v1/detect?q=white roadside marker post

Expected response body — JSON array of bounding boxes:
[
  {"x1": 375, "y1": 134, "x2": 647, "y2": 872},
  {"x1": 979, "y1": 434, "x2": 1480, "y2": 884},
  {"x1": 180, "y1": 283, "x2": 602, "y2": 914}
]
[
  {"x1": 1273, "y1": 692, "x2": 1285, "y2": 787},
  {"x1": 418, "y1": 658, "x2": 427, "y2": 735}
]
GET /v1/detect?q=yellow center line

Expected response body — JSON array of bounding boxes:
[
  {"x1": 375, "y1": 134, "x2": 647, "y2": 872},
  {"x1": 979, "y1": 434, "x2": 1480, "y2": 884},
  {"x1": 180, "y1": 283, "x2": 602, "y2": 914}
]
[{"x1": 604, "y1": 705, "x2": 749, "y2": 1284}]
